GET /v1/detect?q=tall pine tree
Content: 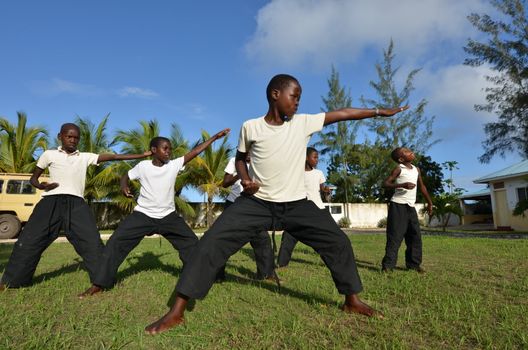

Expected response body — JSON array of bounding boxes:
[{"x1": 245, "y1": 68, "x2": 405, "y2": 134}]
[{"x1": 464, "y1": 0, "x2": 528, "y2": 163}]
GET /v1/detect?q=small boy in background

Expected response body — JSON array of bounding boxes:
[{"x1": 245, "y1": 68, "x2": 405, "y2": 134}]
[
  {"x1": 0, "y1": 123, "x2": 150, "y2": 289},
  {"x1": 277, "y1": 146, "x2": 329, "y2": 268},
  {"x1": 381, "y1": 147, "x2": 433, "y2": 273}
]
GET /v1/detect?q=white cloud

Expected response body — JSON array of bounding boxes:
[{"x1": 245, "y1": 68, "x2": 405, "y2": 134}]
[
  {"x1": 29, "y1": 78, "x2": 103, "y2": 97},
  {"x1": 245, "y1": 0, "x2": 492, "y2": 68},
  {"x1": 417, "y1": 64, "x2": 496, "y2": 123},
  {"x1": 117, "y1": 86, "x2": 159, "y2": 99}
]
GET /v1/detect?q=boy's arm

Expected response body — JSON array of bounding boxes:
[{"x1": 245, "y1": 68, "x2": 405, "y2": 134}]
[
  {"x1": 120, "y1": 173, "x2": 133, "y2": 198},
  {"x1": 97, "y1": 151, "x2": 152, "y2": 164},
  {"x1": 183, "y1": 128, "x2": 230, "y2": 166},
  {"x1": 417, "y1": 168, "x2": 433, "y2": 215},
  {"x1": 30, "y1": 166, "x2": 59, "y2": 191},
  {"x1": 383, "y1": 167, "x2": 416, "y2": 190},
  {"x1": 222, "y1": 173, "x2": 239, "y2": 188},
  {"x1": 235, "y1": 150, "x2": 259, "y2": 195},
  {"x1": 324, "y1": 106, "x2": 409, "y2": 126}
]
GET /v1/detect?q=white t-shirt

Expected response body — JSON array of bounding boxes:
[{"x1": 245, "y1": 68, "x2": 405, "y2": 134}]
[
  {"x1": 237, "y1": 113, "x2": 325, "y2": 202},
  {"x1": 36, "y1": 147, "x2": 99, "y2": 198},
  {"x1": 128, "y1": 157, "x2": 185, "y2": 219},
  {"x1": 391, "y1": 164, "x2": 419, "y2": 207},
  {"x1": 305, "y1": 168, "x2": 326, "y2": 209},
  {"x1": 224, "y1": 157, "x2": 243, "y2": 203}
]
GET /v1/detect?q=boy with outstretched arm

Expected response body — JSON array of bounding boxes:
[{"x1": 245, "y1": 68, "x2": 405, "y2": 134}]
[
  {"x1": 381, "y1": 147, "x2": 433, "y2": 273},
  {"x1": 0, "y1": 123, "x2": 150, "y2": 290},
  {"x1": 145, "y1": 74, "x2": 408, "y2": 334},
  {"x1": 79, "y1": 129, "x2": 230, "y2": 298}
]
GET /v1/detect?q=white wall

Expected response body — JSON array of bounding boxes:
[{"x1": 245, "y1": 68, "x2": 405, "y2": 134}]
[{"x1": 327, "y1": 203, "x2": 427, "y2": 228}]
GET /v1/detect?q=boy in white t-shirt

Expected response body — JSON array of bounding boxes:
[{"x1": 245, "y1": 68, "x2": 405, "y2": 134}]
[
  {"x1": 381, "y1": 147, "x2": 432, "y2": 273},
  {"x1": 145, "y1": 74, "x2": 408, "y2": 334},
  {"x1": 0, "y1": 123, "x2": 150, "y2": 290},
  {"x1": 277, "y1": 147, "x2": 330, "y2": 267},
  {"x1": 78, "y1": 129, "x2": 229, "y2": 298}
]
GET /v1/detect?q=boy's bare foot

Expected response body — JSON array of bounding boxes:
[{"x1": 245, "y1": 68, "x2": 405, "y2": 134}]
[
  {"x1": 145, "y1": 312, "x2": 185, "y2": 335},
  {"x1": 78, "y1": 285, "x2": 103, "y2": 299},
  {"x1": 342, "y1": 294, "x2": 384, "y2": 319}
]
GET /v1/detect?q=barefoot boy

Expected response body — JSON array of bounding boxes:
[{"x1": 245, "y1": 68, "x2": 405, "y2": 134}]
[
  {"x1": 79, "y1": 129, "x2": 230, "y2": 298},
  {"x1": 0, "y1": 123, "x2": 150, "y2": 289},
  {"x1": 145, "y1": 74, "x2": 408, "y2": 334}
]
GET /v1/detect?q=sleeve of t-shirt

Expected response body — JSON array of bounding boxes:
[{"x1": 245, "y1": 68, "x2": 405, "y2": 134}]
[
  {"x1": 237, "y1": 121, "x2": 251, "y2": 153},
  {"x1": 87, "y1": 153, "x2": 99, "y2": 166},
  {"x1": 170, "y1": 156, "x2": 185, "y2": 174},
  {"x1": 36, "y1": 150, "x2": 51, "y2": 170},
  {"x1": 318, "y1": 170, "x2": 326, "y2": 184},
  {"x1": 303, "y1": 113, "x2": 325, "y2": 136},
  {"x1": 224, "y1": 157, "x2": 236, "y2": 175},
  {"x1": 128, "y1": 163, "x2": 141, "y2": 181}
]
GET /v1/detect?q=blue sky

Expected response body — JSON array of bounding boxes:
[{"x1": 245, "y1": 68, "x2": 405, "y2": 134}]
[{"x1": 0, "y1": 0, "x2": 523, "y2": 201}]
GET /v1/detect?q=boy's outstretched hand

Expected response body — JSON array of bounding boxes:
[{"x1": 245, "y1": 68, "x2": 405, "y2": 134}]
[
  {"x1": 214, "y1": 128, "x2": 231, "y2": 139},
  {"x1": 143, "y1": 150, "x2": 153, "y2": 157},
  {"x1": 377, "y1": 105, "x2": 410, "y2": 117}
]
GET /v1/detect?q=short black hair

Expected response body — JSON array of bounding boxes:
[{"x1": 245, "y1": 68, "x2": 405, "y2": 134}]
[
  {"x1": 391, "y1": 147, "x2": 404, "y2": 162},
  {"x1": 266, "y1": 74, "x2": 299, "y2": 103},
  {"x1": 307, "y1": 146, "x2": 318, "y2": 156},
  {"x1": 60, "y1": 123, "x2": 80, "y2": 134},
  {"x1": 149, "y1": 136, "x2": 171, "y2": 149}
]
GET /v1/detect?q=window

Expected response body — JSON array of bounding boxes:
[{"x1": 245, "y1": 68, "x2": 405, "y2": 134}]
[
  {"x1": 330, "y1": 205, "x2": 342, "y2": 214},
  {"x1": 0, "y1": 179, "x2": 3, "y2": 193},
  {"x1": 493, "y1": 182, "x2": 505, "y2": 189},
  {"x1": 6, "y1": 180, "x2": 36, "y2": 194},
  {"x1": 517, "y1": 186, "x2": 528, "y2": 203}
]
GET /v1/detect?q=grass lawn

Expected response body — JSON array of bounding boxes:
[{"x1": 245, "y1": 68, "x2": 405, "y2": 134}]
[{"x1": 0, "y1": 234, "x2": 527, "y2": 349}]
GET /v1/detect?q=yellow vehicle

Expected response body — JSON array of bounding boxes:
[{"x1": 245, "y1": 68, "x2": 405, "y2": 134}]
[{"x1": 0, "y1": 173, "x2": 49, "y2": 239}]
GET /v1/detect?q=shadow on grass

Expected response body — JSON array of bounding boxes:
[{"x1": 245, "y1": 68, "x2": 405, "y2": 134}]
[
  {"x1": 116, "y1": 251, "x2": 182, "y2": 284},
  {"x1": 32, "y1": 259, "x2": 85, "y2": 286},
  {"x1": 220, "y1": 264, "x2": 337, "y2": 307}
]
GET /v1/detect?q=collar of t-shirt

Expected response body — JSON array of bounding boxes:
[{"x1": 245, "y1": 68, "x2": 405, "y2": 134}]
[{"x1": 57, "y1": 146, "x2": 80, "y2": 155}]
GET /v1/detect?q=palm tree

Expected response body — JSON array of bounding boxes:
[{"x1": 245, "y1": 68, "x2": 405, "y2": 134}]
[
  {"x1": 109, "y1": 120, "x2": 195, "y2": 217},
  {"x1": 0, "y1": 112, "x2": 48, "y2": 173},
  {"x1": 187, "y1": 130, "x2": 231, "y2": 227}
]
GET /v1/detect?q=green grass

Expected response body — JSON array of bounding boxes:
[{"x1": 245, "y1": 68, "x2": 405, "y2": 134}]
[{"x1": 1, "y1": 235, "x2": 527, "y2": 349}]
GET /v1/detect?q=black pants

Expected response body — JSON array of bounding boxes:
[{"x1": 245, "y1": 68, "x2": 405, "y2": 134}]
[
  {"x1": 1, "y1": 195, "x2": 104, "y2": 287},
  {"x1": 217, "y1": 200, "x2": 274, "y2": 280},
  {"x1": 176, "y1": 195, "x2": 363, "y2": 299},
  {"x1": 381, "y1": 202, "x2": 422, "y2": 269},
  {"x1": 93, "y1": 211, "x2": 198, "y2": 288},
  {"x1": 277, "y1": 231, "x2": 297, "y2": 267}
]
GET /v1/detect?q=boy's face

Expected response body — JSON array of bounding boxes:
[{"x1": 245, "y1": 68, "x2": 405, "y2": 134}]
[
  {"x1": 151, "y1": 140, "x2": 172, "y2": 163},
  {"x1": 306, "y1": 151, "x2": 319, "y2": 168},
  {"x1": 58, "y1": 128, "x2": 80, "y2": 153},
  {"x1": 399, "y1": 148, "x2": 415, "y2": 162},
  {"x1": 275, "y1": 81, "x2": 302, "y2": 118}
]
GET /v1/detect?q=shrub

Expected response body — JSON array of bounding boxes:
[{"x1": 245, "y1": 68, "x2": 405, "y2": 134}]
[
  {"x1": 338, "y1": 217, "x2": 351, "y2": 228},
  {"x1": 377, "y1": 217, "x2": 387, "y2": 228}
]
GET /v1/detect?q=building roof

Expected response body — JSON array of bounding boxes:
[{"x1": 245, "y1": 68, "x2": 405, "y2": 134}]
[
  {"x1": 474, "y1": 159, "x2": 528, "y2": 184},
  {"x1": 459, "y1": 188, "x2": 490, "y2": 200}
]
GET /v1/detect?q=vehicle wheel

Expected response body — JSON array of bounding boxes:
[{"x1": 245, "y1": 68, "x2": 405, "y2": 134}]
[{"x1": 0, "y1": 214, "x2": 22, "y2": 239}]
